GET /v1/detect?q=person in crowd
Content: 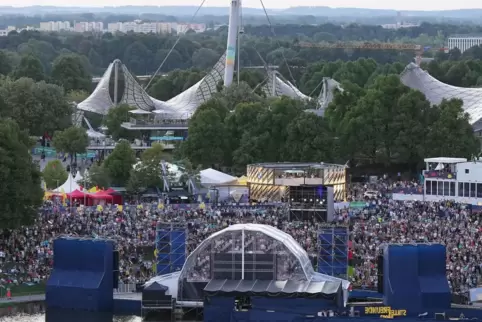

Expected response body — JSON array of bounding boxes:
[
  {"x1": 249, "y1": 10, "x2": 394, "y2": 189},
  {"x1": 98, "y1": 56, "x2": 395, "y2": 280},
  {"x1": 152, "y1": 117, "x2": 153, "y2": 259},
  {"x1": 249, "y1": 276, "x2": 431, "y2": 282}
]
[{"x1": 0, "y1": 185, "x2": 480, "y2": 299}]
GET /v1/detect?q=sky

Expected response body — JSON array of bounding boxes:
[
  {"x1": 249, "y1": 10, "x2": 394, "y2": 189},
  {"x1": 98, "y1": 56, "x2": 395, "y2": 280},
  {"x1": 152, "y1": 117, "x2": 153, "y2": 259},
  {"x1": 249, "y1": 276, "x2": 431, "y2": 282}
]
[{"x1": 3, "y1": 0, "x2": 482, "y2": 11}]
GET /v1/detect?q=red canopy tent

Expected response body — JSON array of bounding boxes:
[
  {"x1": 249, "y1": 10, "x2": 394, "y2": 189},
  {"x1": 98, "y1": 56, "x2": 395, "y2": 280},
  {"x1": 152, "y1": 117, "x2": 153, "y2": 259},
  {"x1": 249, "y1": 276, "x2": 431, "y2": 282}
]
[
  {"x1": 67, "y1": 189, "x2": 88, "y2": 205},
  {"x1": 104, "y1": 187, "x2": 123, "y2": 205},
  {"x1": 88, "y1": 191, "x2": 114, "y2": 206}
]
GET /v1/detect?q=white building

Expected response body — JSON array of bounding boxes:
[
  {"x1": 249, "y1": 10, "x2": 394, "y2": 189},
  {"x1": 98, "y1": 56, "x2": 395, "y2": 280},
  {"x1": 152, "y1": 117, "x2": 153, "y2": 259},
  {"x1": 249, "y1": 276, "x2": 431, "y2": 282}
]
[
  {"x1": 447, "y1": 35, "x2": 482, "y2": 53},
  {"x1": 393, "y1": 157, "x2": 482, "y2": 205},
  {"x1": 381, "y1": 22, "x2": 419, "y2": 30},
  {"x1": 74, "y1": 21, "x2": 103, "y2": 33},
  {"x1": 107, "y1": 21, "x2": 175, "y2": 34},
  {"x1": 39, "y1": 21, "x2": 71, "y2": 32},
  {"x1": 176, "y1": 23, "x2": 206, "y2": 34},
  {"x1": 107, "y1": 22, "x2": 123, "y2": 33}
]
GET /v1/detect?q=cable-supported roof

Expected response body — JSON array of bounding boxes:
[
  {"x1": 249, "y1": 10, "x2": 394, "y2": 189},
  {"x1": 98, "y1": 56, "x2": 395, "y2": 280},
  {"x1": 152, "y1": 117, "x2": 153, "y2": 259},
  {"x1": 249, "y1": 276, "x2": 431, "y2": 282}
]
[{"x1": 400, "y1": 63, "x2": 482, "y2": 128}]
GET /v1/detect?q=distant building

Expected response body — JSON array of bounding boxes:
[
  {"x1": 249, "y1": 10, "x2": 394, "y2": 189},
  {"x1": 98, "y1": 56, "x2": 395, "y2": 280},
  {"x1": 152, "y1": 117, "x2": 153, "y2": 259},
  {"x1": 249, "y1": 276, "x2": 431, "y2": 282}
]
[
  {"x1": 0, "y1": 26, "x2": 25, "y2": 36},
  {"x1": 176, "y1": 23, "x2": 206, "y2": 34},
  {"x1": 107, "y1": 21, "x2": 175, "y2": 34},
  {"x1": 39, "y1": 21, "x2": 71, "y2": 32},
  {"x1": 74, "y1": 22, "x2": 103, "y2": 33},
  {"x1": 380, "y1": 22, "x2": 419, "y2": 30},
  {"x1": 447, "y1": 35, "x2": 482, "y2": 53}
]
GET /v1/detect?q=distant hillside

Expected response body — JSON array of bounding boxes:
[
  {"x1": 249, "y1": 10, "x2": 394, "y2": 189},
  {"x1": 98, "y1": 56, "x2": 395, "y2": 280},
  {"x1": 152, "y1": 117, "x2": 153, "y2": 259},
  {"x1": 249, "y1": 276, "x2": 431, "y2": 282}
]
[{"x1": 1, "y1": 5, "x2": 482, "y2": 19}]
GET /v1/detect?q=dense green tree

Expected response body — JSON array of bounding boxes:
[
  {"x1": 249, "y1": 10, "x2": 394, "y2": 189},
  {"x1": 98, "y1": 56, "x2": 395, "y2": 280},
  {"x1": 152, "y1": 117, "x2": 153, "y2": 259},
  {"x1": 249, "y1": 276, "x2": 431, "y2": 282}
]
[
  {"x1": 0, "y1": 77, "x2": 71, "y2": 136},
  {"x1": 52, "y1": 126, "x2": 89, "y2": 164},
  {"x1": 51, "y1": 54, "x2": 92, "y2": 92},
  {"x1": 103, "y1": 140, "x2": 136, "y2": 186},
  {"x1": 104, "y1": 104, "x2": 137, "y2": 140},
  {"x1": 0, "y1": 50, "x2": 12, "y2": 76},
  {"x1": 85, "y1": 164, "x2": 111, "y2": 189},
  {"x1": 141, "y1": 143, "x2": 167, "y2": 163},
  {"x1": 42, "y1": 160, "x2": 68, "y2": 190},
  {"x1": 12, "y1": 54, "x2": 44, "y2": 81},
  {"x1": 181, "y1": 104, "x2": 227, "y2": 168},
  {"x1": 426, "y1": 99, "x2": 479, "y2": 158},
  {"x1": 0, "y1": 118, "x2": 43, "y2": 228},
  {"x1": 192, "y1": 48, "x2": 219, "y2": 69}
]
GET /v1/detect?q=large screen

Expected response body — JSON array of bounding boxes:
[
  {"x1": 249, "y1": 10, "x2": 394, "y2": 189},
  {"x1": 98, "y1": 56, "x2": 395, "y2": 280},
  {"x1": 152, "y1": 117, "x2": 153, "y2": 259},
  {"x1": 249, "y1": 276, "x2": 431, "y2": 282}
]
[
  {"x1": 212, "y1": 253, "x2": 276, "y2": 280},
  {"x1": 288, "y1": 185, "x2": 328, "y2": 206}
]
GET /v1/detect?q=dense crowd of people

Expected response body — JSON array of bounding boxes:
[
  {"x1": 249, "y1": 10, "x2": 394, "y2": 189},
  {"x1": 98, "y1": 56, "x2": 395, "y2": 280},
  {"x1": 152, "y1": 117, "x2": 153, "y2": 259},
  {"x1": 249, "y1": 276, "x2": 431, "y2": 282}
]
[{"x1": 0, "y1": 179, "x2": 481, "y2": 300}]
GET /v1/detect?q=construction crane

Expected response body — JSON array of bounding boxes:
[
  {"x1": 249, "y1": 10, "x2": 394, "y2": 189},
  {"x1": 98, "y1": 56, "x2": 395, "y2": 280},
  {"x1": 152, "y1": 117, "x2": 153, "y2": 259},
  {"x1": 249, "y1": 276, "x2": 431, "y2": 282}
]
[{"x1": 296, "y1": 41, "x2": 444, "y2": 66}]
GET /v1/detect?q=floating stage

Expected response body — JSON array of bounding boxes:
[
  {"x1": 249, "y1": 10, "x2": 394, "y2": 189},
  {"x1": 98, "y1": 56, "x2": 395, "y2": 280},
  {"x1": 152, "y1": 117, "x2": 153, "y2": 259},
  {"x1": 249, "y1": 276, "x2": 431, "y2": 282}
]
[{"x1": 45, "y1": 230, "x2": 482, "y2": 322}]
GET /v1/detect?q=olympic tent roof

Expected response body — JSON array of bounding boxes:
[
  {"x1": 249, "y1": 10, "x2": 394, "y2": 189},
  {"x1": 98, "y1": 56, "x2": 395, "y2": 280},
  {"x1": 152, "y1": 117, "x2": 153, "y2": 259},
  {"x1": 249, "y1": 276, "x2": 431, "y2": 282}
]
[
  {"x1": 204, "y1": 279, "x2": 341, "y2": 298},
  {"x1": 78, "y1": 53, "x2": 313, "y2": 120},
  {"x1": 400, "y1": 63, "x2": 482, "y2": 130},
  {"x1": 78, "y1": 54, "x2": 226, "y2": 119}
]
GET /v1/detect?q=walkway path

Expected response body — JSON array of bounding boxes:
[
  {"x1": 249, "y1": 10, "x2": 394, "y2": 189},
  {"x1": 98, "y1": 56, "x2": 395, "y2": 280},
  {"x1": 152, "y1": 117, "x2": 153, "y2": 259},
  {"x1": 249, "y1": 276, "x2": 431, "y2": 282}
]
[
  {"x1": 0, "y1": 293, "x2": 136, "y2": 305},
  {"x1": 0, "y1": 294, "x2": 45, "y2": 304}
]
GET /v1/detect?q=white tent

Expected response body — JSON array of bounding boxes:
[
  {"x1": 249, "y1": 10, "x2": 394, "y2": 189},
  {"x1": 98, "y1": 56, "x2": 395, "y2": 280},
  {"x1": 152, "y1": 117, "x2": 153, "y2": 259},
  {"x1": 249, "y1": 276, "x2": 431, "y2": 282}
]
[
  {"x1": 53, "y1": 173, "x2": 81, "y2": 193},
  {"x1": 200, "y1": 168, "x2": 236, "y2": 186},
  {"x1": 74, "y1": 171, "x2": 83, "y2": 183}
]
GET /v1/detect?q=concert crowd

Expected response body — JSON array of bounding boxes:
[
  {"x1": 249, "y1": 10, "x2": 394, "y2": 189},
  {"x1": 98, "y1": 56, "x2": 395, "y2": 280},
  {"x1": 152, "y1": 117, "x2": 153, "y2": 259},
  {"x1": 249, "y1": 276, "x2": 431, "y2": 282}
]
[{"x1": 0, "y1": 181, "x2": 480, "y2": 298}]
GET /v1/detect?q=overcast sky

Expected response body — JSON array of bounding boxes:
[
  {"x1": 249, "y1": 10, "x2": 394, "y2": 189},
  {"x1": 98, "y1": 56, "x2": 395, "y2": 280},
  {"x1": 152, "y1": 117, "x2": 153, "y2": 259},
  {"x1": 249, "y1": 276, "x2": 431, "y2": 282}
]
[{"x1": 3, "y1": 0, "x2": 482, "y2": 11}]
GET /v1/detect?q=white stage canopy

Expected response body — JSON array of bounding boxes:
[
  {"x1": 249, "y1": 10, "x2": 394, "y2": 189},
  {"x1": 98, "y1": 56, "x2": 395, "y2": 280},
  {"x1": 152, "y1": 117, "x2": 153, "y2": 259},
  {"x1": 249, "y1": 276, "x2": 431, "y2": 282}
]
[
  {"x1": 200, "y1": 168, "x2": 236, "y2": 186},
  {"x1": 53, "y1": 173, "x2": 81, "y2": 193}
]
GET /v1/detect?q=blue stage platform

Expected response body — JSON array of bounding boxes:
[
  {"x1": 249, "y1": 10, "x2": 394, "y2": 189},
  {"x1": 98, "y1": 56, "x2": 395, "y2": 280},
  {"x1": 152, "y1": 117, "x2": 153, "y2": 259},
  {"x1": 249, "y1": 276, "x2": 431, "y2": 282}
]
[
  {"x1": 46, "y1": 238, "x2": 115, "y2": 312},
  {"x1": 383, "y1": 244, "x2": 451, "y2": 311}
]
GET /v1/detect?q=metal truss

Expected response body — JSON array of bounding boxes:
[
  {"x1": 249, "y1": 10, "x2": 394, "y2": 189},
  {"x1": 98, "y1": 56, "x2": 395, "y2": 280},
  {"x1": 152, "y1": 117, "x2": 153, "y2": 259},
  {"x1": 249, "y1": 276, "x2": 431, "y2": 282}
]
[{"x1": 317, "y1": 225, "x2": 349, "y2": 279}]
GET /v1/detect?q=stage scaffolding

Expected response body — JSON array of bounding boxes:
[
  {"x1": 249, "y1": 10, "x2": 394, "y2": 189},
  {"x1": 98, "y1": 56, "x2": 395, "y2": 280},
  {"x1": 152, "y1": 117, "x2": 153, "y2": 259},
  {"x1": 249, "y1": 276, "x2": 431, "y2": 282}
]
[
  {"x1": 156, "y1": 222, "x2": 187, "y2": 275},
  {"x1": 317, "y1": 225, "x2": 348, "y2": 279}
]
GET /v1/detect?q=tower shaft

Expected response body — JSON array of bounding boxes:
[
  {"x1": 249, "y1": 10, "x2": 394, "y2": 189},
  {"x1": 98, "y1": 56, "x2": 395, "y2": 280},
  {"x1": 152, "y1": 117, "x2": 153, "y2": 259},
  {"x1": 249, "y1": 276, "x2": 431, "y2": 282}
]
[{"x1": 224, "y1": 0, "x2": 240, "y2": 87}]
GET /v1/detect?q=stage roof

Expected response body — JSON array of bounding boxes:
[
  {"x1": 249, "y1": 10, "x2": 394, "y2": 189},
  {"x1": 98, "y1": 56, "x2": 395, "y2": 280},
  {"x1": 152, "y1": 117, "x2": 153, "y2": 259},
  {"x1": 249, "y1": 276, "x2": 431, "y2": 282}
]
[
  {"x1": 204, "y1": 279, "x2": 341, "y2": 297},
  {"x1": 248, "y1": 162, "x2": 347, "y2": 170}
]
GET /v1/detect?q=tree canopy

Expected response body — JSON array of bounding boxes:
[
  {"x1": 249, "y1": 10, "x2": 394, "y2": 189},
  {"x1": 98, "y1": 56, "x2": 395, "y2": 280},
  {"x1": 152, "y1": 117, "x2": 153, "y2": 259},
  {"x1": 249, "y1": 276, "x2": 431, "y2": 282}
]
[{"x1": 0, "y1": 118, "x2": 43, "y2": 228}]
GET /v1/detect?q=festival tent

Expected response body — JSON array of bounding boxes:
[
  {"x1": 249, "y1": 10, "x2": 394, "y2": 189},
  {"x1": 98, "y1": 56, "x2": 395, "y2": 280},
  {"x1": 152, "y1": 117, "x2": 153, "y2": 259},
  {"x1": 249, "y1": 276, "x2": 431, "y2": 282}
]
[
  {"x1": 200, "y1": 168, "x2": 236, "y2": 186},
  {"x1": 104, "y1": 187, "x2": 123, "y2": 205},
  {"x1": 74, "y1": 171, "x2": 83, "y2": 183},
  {"x1": 66, "y1": 189, "x2": 88, "y2": 205},
  {"x1": 88, "y1": 190, "x2": 114, "y2": 206},
  {"x1": 68, "y1": 189, "x2": 87, "y2": 199},
  {"x1": 53, "y1": 173, "x2": 81, "y2": 193}
]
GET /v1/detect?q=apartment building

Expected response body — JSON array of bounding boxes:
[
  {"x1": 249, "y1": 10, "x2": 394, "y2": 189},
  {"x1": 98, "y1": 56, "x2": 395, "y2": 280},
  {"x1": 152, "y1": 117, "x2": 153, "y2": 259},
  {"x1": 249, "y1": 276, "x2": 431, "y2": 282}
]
[
  {"x1": 176, "y1": 23, "x2": 206, "y2": 34},
  {"x1": 39, "y1": 21, "x2": 71, "y2": 32},
  {"x1": 108, "y1": 21, "x2": 176, "y2": 34},
  {"x1": 74, "y1": 21, "x2": 103, "y2": 33}
]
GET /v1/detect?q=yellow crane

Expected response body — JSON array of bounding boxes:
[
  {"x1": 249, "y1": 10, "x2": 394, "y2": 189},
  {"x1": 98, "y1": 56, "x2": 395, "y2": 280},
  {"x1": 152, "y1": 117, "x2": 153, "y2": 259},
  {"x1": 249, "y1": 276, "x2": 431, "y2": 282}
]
[{"x1": 296, "y1": 41, "x2": 443, "y2": 65}]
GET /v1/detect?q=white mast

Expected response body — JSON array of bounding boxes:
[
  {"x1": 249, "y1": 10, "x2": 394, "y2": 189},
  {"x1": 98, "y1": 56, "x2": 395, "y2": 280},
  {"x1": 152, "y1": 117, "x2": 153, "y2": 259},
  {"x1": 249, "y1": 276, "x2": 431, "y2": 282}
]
[{"x1": 224, "y1": 0, "x2": 241, "y2": 87}]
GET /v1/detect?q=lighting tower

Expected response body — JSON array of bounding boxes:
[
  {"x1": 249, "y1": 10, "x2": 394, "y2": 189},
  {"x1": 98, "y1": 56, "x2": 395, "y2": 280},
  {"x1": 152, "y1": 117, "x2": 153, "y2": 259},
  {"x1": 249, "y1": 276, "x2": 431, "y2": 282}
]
[{"x1": 224, "y1": 0, "x2": 241, "y2": 87}]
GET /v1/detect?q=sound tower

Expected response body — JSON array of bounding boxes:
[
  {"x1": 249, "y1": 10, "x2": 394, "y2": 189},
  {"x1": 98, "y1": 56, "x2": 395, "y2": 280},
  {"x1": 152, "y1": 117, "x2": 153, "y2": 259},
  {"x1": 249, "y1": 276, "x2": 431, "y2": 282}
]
[
  {"x1": 377, "y1": 254, "x2": 384, "y2": 294},
  {"x1": 113, "y1": 250, "x2": 119, "y2": 289}
]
